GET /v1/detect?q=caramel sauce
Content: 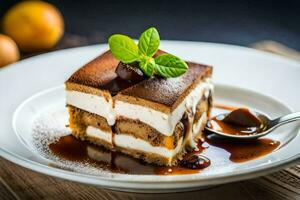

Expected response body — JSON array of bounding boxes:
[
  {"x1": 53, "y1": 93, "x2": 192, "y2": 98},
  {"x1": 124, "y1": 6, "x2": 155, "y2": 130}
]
[
  {"x1": 223, "y1": 108, "x2": 262, "y2": 127},
  {"x1": 208, "y1": 118, "x2": 262, "y2": 135},
  {"x1": 208, "y1": 108, "x2": 264, "y2": 136},
  {"x1": 49, "y1": 135, "x2": 126, "y2": 173},
  {"x1": 204, "y1": 133, "x2": 280, "y2": 162},
  {"x1": 49, "y1": 135, "x2": 87, "y2": 161}
]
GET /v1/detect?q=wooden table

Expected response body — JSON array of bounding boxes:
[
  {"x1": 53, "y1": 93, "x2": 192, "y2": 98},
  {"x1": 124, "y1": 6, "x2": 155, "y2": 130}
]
[{"x1": 0, "y1": 40, "x2": 299, "y2": 200}]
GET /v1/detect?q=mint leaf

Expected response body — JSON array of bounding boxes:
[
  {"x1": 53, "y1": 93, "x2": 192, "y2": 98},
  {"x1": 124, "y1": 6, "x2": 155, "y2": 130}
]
[
  {"x1": 108, "y1": 34, "x2": 139, "y2": 63},
  {"x1": 139, "y1": 57, "x2": 155, "y2": 77},
  {"x1": 154, "y1": 54, "x2": 188, "y2": 78},
  {"x1": 108, "y1": 27, "x2": 189, "y2": 78},
  {"x1": 138, "y1": 27, "x2": 160, "y2": 57}
]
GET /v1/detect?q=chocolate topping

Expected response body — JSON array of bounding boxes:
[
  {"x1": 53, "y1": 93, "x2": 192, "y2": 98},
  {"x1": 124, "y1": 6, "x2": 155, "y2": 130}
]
[{"x1": 116, "y1": 62, "x2": 144, "y2": 82}]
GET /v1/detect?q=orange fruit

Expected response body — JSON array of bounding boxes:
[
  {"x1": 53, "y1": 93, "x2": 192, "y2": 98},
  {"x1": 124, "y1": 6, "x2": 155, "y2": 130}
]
[
  {"x1": 0, "y1": 34, "x2": 20, "y2": 67},
  {"x1": 3, "y1": 1, "x2": 64, "y2": 52}
]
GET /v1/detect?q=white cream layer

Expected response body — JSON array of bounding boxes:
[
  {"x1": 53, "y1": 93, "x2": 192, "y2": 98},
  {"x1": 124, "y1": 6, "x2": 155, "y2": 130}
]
[
  {"x1": 66, "y1": 91, "x2": 115, "y2": 125},
  {"x1": 66, "y1": 78, "x2": 213, "y2": 136},
  {"x1": 86, "y1": 126, "x2": 112, "y2": 143},
  {"x1": 85, "y1": 126, "x2": 183, "y2": 163},
  {"x1": 115, "y1": 135, "x2": 183, "y2": 161}
]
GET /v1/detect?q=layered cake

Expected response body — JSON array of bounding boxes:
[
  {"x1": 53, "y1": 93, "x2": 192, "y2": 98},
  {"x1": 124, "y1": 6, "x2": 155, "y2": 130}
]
[
  {"x1": 65, "y1": 27, "x2": 213, "y2": 166},
  {"x1": 65, "y1": 50, "x2": 213, "y2": 166}
]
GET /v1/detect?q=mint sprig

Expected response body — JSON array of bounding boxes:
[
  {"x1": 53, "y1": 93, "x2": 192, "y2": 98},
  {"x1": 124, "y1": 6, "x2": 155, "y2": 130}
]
[{"x1": 108, "y1": 27, "x2": 188, "y2": 78}]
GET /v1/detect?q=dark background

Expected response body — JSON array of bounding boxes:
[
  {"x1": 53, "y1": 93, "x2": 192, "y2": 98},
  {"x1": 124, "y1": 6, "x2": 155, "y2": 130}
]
[{"x1": 1, "y1": 0, "x2": 300, "y2": 50}]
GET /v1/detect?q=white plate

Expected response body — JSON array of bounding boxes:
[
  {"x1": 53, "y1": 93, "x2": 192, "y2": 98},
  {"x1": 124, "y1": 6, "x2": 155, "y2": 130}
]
[{"x1": 1, "y1": 41, "x2": 300, "y2": 193}]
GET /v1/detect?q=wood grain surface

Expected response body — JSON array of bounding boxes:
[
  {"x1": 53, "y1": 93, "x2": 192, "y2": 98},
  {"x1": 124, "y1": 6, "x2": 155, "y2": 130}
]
[{"x1": 0, "y1": 40, "x2": 299, "y2": 200}]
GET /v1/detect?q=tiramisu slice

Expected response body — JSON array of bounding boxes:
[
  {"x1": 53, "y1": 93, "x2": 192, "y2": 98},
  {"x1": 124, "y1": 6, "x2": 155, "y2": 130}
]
[{"x1": 65, "y1": 28, "x2": 213, "y2": 166}]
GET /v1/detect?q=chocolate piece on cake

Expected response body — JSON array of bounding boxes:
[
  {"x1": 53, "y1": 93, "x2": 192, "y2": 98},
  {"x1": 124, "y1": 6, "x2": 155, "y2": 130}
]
[{"x1": 65, "y1": 50, "x2": 213, "y2": 166}]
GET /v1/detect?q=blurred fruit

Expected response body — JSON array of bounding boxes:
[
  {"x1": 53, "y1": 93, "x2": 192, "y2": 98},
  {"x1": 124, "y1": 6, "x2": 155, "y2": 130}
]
[
  {"x1": 3, "y1": 1, "x2": 64, "y2": 52},
  {"x1": 0, "y1": 34, "x2": 20, "y2": 68}
]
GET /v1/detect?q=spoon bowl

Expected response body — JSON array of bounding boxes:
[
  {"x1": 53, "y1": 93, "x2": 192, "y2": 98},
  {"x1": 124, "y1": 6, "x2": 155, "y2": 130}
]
[{"x1": 205, "y1": 110, "x2": 300, "y2": 140}]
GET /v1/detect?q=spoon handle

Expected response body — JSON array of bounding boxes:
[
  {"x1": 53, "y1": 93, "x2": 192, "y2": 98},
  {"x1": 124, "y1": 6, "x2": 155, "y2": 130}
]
[{"x1": 269, "y1": 112, "x2": 300, "y2": 129}]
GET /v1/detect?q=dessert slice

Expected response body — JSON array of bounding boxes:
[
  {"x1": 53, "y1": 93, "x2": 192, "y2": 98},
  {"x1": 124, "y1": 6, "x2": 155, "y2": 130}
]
[
  {"x1": 65, "y1": 50, "x2": 213, "y2": 166},
  {"x1": 65, "y1": 27, "x2": 213, "y2": 166}
]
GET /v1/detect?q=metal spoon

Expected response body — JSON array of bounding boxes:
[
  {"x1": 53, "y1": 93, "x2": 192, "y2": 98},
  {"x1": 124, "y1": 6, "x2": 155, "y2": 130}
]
[{"x1": 205, "y1": 111, "x2": 300, "y2": 140}]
